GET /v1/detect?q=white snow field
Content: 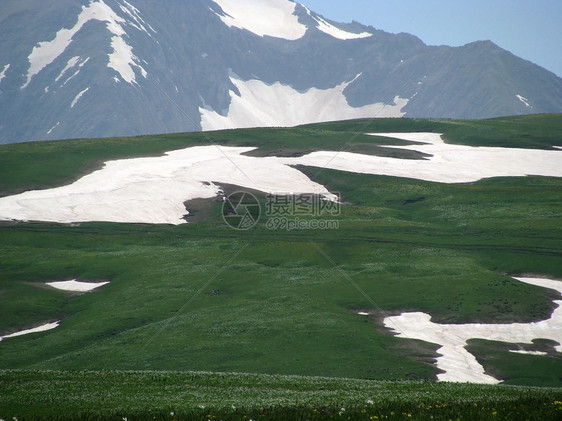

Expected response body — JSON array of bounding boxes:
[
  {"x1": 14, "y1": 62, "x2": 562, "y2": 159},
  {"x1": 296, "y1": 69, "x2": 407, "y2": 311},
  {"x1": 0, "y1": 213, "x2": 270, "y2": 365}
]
[
  {"x1": 212, "y1": 0, "x2": 372, "y2": 41},
  {"x1": 212, "y1": 0, "x2": 306, "y2": 40},
  {"x1": 200, "y1": 75, "x2": 408, "y2": 131},
  {"x1": 311, "y1": 14, "x2": 372, "y2": 40},
  {"x1": 22, "y1": 0, "x2": 146, "y2": 88},
  {"x1": 288, "y1": 132, "x2": 562, "y2": 183},
  {"x1": 303, "y1": 7, "x2": 372, "y2": 40},
  {"x1": 0, "y1": 63, "x2": 10, "y2": 83},
  {"x1": 384, "y1": 277, "x2": 562, "y2": 384},
  {"x1": 0, "y1": 133, "x2": 561, "y2": 225},
  {"x1": 46, "y1": 280, "x2": 110, "y2": 292},
  {"x1": 0, "y1": 322, "x2": 60, "y2": 342},
  {"x1": 0, "y1": 145, "x2": 335, "y2": 225}
]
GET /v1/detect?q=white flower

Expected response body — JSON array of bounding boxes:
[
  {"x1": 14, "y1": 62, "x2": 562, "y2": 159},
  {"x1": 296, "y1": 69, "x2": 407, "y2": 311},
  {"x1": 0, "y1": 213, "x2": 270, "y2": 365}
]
[{"x1": 366, "y1": 399, "x2": 374, "y2": 405}]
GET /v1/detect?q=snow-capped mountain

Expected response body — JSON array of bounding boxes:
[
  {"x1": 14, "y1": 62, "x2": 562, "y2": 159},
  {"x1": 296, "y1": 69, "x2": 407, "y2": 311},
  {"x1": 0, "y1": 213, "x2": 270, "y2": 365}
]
[{"x1": 1, "y1": 0, "x2": 561, "y2": 144}]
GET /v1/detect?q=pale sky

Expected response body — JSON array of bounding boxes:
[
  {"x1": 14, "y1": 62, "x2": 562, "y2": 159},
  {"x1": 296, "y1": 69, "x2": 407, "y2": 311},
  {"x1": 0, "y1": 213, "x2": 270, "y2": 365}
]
[{"x1": 298, "y1": 0, "x2": 562, "y2": 77}]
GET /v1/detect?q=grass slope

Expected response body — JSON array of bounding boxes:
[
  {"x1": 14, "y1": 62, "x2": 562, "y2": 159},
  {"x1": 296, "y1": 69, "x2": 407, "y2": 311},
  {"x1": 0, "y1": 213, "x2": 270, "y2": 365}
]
[
  {"x1": 0, "y1": 115, "x2": 561, "y2": 415},
  {"x1": 1, "y1": 370, "x2": 561, "y2": 420}
]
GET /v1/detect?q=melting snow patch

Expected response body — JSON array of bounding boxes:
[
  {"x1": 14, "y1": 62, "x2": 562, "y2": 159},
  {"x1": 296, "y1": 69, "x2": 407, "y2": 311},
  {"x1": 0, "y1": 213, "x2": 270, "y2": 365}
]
[
  {"x1": 71, "y1": 87, "x2": 89, "y2": 108},
  {"x1": 0, "y1": 146, "x2": 336, "y2": 225},
  {"x1": 0, "y1": 63, "x2": 10, "y2": 83},
  {"x1": 47, "y1": 279, "x2": 109, "y2": 292},
  {"x1": 516, "y1": 94, "x2": 532, "y2": 108},
  {"x1": 0, "y1": 322, "x2": 60, "y2": 342},
  {"x1": 287, "y1": 132, "x2": 562, "y2": 183},
  {"x1": 0, "y1": 132, "x2": 561, "y2": 224},
  {"x1": 212, "y1": 0, "x2": 306, "y2": 40},
  {"x1": 200, "y1": 75, "x2": 407, "y2": 130},
  {"x1": 384, "y1": 277, "x2": 562, "y2": 383}
]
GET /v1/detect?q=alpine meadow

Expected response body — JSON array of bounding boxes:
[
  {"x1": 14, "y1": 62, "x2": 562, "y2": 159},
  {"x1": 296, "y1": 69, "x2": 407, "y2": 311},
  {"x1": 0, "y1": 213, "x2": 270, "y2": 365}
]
[{"x1": 1, "y1": 115, "x2": 562, "y2": 419}]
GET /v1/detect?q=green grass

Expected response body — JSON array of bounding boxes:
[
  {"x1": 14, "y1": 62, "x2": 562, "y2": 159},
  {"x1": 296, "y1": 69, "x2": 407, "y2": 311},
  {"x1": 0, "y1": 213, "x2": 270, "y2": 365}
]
[
  {"x1": 2, "y1": 114, "x2": 561, "y2": 196},
  {"x1": 1, "y1": 370, "x2": 561, "y2": 420},
  {"x1": 0, "y1": 115, "x2": 561, "y2": 417}
]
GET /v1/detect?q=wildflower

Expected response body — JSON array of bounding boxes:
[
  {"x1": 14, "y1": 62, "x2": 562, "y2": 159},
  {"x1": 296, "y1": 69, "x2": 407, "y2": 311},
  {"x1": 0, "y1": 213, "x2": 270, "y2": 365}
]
[
  {"x1": 492, "y1": 411, "x2": 497, "y2": 416},
  {"x1": 170, "y1": 412, "x2": 175, "y2": 417},
  {"x1": 366, "y1": 399, "x2": 374, "y2": 405}
]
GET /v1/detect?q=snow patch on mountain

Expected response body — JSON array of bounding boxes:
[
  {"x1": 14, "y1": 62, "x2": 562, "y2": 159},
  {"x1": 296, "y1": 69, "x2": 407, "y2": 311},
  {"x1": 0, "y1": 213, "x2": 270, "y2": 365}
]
[
  {"x1": 22, "y1": 0, "x2": 146, "y2": 88},
  {"x1": 47, "y1": 122, "x2": 60, "y2": 135},
  {"x1": 516, "y1": 94, "x2": 532, "y2": 108},
  {"x1": 55, "y1": 56, "x2": 80, "y2": 82},
  {"x1": 55, "y1": 56, "x2": 90, "y2": 84},
  {"x1": 200, "y1": 75, "x2": 407, "y2": 130},
  {"x1": 109, "y1": 35, "x2": 146, "y2": 83},
  {"x1": 304, "y1": 7, "x2": 372, "y2": 40},
  {"x1": 119, "y1": 0, "x2": 156, "y2": 35},
  {"x1": 212, "y1": 0, "x2": 307, "y2": 40},
  {"x1": 71, "y1": 87, "x2": 90, "y2": 108},
  {"x1": 0, "y1": 64, "x2": 10, "y2": 83}
]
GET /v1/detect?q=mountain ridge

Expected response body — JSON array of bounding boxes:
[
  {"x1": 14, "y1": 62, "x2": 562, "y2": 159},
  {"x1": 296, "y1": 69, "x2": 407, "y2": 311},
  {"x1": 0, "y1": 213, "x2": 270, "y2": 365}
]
[{"x1": 1, "y1": 0, "x2": 561, "y2": 144}]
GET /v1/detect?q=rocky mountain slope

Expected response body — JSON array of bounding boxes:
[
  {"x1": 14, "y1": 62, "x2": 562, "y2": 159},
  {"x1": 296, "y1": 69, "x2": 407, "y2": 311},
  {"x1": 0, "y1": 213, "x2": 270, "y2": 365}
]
[{"x1": 1, "y1": 0, "x2": 561, "y2": 143}]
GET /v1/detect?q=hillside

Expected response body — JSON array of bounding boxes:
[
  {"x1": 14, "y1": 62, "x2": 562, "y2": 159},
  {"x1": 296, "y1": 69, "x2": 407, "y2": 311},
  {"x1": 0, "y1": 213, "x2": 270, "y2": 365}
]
[
  {"x1": 0, "y1": 115, "x2": 561, "y2": 392},
  {"x1": 1, "y1": 0, "x2": 562, "y2": 143}
]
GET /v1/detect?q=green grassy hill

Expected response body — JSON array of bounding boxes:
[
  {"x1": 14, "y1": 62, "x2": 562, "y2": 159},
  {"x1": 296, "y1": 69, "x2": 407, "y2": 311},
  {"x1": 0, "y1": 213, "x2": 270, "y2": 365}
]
[{"x1": 0, "y1": 115, "x2": 561, "y2": 419}]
